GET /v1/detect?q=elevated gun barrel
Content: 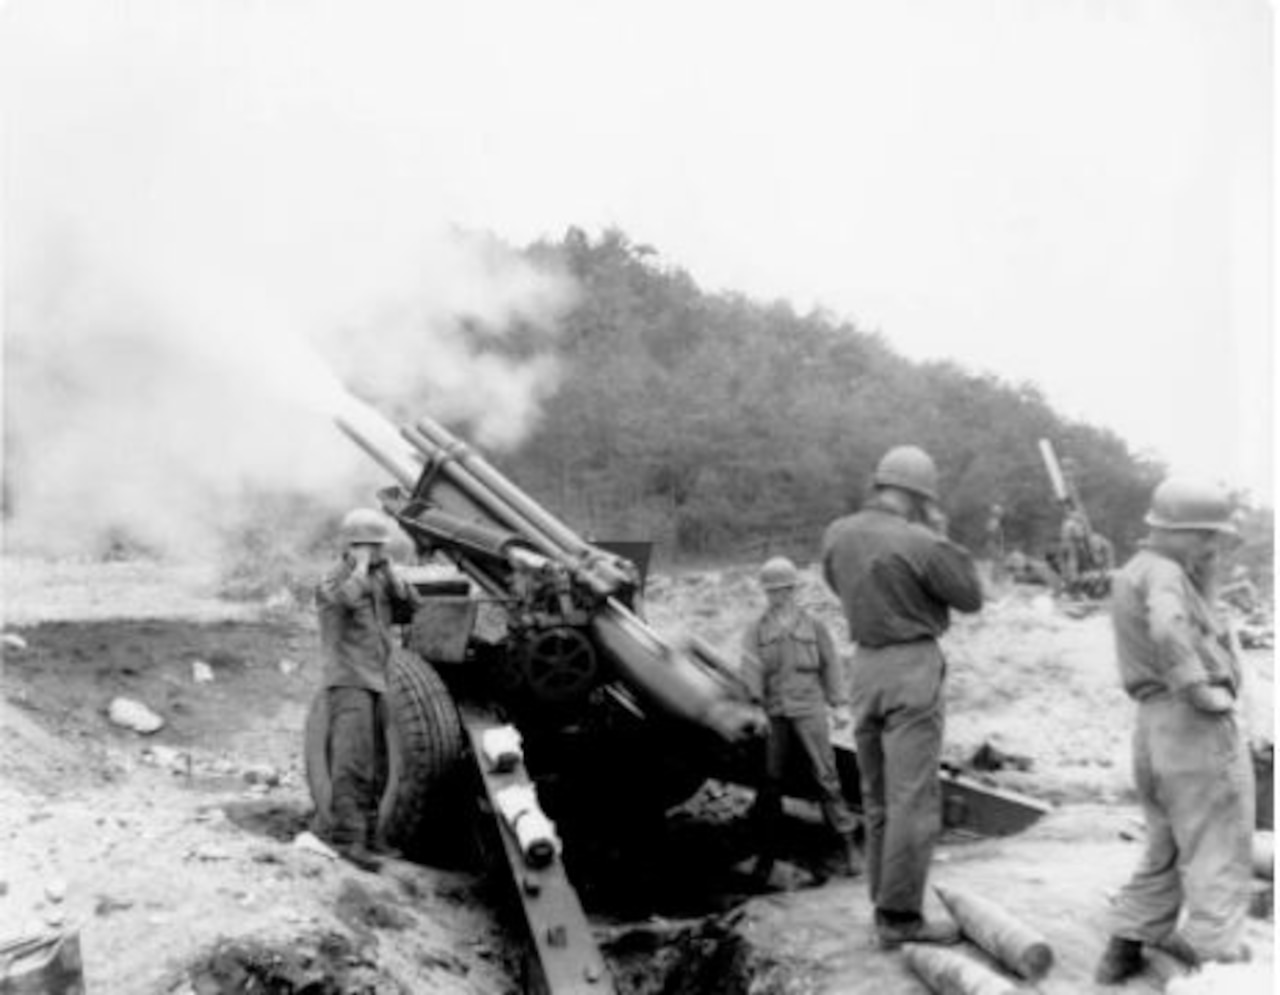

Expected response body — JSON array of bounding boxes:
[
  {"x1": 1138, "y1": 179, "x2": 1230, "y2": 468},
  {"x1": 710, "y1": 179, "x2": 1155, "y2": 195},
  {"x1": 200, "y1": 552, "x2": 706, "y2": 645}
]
[
  {"x1": 1038, "y1": 438, "x2": 1068, "y2": 503},
  {"x1": 403, "y1": 416, "x2": 636, "y2": 599},
  {"x1": 336, "y1": 414, "x2": 420, "y2": 489},
  {"x1": 413, "y1": 418, "x2": 589, "y2": 559}
]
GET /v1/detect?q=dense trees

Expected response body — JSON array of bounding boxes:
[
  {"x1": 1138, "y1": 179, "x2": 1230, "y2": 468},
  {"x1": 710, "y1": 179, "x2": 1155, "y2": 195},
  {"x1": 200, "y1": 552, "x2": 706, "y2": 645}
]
[{"x1": 497, "y1": 228, "x2": 1165, "y2": 565}]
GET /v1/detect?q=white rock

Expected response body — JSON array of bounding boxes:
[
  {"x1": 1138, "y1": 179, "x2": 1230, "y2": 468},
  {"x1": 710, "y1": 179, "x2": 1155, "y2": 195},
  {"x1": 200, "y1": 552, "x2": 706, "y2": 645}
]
[
  {"x1": 2, "y1": 633, "x2": 29, "y2": 652},
  {"x1": 278, "y1": 658, "x2": 300, "y2": 676},
  {"x1": 45, "y1": 877, "x2": 68, "y2": 903},
  {"x1": 191, "y1": 661, "x2": 215, "y2": 683},
  {"x1": 108, "y1": 697, "x2": 165, "y2": 735},
  {"x1": 265, "y1": 589, "x2": 295, "y2": 612},
  {"x1": 293, "y1": 831, "x2": 338, "y2": 860},
  {"x1": 143, "y1": 745, "x2": 185, "y2": 771},
  {"x1": 189, "y1": 844, "x2": 230, "y2": 862}
]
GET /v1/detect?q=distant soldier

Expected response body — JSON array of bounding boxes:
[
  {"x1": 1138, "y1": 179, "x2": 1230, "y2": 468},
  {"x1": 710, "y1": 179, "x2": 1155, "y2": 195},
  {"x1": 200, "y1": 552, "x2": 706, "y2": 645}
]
[
  {"x1": 1095, "y1": 478, "x2": 1253, "y2": 984},
  {"x1": 821, "y1": 446, "x2": 983, "y2": 948},
  {"x1": 984, "y1": 503, "x2": 1007, "y2": 584},
  {"x1": 1058, "y1": 505, "x2": 1090, "y2": 586},
  {"x1": 316, "y1": 508, "x2": 420, "y2": 872},
  {"x1": 1088, "y1": 530, "x2": 1116, "y2": 572},
  {"x1": 740, "y1": 556, "x2": 862, "y2": 885},
  {"x1": 984, "y1": 502, "x2": 1006, "y2": 561}
]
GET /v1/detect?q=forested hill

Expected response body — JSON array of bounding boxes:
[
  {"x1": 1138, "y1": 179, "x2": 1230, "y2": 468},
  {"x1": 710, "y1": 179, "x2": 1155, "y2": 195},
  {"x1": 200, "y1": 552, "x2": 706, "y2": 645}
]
[{"x1": 500, "y1": 228, "x2": 1164, "y2": 564}]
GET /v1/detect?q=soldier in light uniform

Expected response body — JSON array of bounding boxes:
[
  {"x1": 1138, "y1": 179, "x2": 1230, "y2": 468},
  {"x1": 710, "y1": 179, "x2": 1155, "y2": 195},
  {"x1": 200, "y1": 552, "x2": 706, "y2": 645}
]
[
  {"x1": 1095, "y1": 477, "x2": 1254, "y2": 984},
  {"x1": 741, "y1": 556, "x2": 862, "y2": 885},
  {"x1": 316, "y1": 507, "x2": 420, "y2": 872}
]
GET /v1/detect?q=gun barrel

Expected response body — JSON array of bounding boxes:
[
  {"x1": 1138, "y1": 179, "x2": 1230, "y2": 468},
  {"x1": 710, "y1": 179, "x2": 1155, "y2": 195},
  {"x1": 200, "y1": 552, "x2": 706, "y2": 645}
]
[
  {"x1": 335, "y1": 415, "x2": 419, "y2": 489},
  {"x1": 399, "y1": 423, "x2": 570, "y2": 563},
  {"x1": 404, "y1": 417, "x2": 635, "y2": 598},
  {"x1": 413, "y1": 418, "x2": 591, "y2": 560},
  {"x1": 1037, "y1": 438, "x2": 1068, "y2": 503}
]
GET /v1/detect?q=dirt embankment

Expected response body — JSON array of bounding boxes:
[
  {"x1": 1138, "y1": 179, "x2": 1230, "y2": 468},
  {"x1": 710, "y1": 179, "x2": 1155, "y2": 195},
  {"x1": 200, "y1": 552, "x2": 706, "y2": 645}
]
[{"x1": 1, "y1": 558, "x2": 1274, "y2": 994}]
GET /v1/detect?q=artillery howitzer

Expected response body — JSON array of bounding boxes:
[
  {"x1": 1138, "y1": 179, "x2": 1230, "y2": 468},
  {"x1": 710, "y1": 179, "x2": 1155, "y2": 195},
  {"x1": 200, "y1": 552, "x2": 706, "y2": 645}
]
[
  {"x1": 306, "y1": 410, "x2": 1051, "y2": 993},
  {"x1": 306, "y1": 410, "x2": 772, "y2": 992},
  {"x1": 1037, "y1": 438, "x2": 1114, "y2": 600}
]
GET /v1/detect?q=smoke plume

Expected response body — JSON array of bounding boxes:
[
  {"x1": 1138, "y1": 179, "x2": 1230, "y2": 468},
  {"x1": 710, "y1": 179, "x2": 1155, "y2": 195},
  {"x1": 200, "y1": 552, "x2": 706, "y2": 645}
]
[{"x1": 2, "y1": 0, "x2": 573, "y2": 560}]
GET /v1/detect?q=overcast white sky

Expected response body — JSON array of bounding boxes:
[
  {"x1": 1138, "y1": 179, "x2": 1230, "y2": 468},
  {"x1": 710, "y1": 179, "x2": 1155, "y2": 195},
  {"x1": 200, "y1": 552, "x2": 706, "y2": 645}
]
[{"x1": 5, "y1": 0, "x2": 1274, "y2": 502}]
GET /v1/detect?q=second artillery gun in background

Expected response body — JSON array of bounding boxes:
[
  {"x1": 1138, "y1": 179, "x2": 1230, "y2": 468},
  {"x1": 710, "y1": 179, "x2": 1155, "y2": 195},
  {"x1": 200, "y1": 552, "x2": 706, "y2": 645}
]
[{"x1": 1037, "y1": 438, "x2": 1115, "y2": 600}]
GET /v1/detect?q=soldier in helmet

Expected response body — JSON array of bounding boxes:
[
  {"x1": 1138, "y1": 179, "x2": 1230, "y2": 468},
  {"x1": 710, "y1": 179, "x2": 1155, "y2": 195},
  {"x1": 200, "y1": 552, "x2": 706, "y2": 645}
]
[
  {"x1": 821, "y1": 446, "x2": 983, "y2": 948},
  {"x1": 316, "y1": 507, "x2": 421, "y2": 871},
  {"x1": 741, "y1": 556, "x2": 862, "y2": 885},
  {"x1": 1094, "y1": 477, "x2": 1254, "y2": 984}
]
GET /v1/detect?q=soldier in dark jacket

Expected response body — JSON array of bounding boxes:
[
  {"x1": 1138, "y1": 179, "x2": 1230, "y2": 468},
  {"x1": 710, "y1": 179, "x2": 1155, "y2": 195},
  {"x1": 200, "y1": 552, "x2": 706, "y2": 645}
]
[
  {"x1": 822, "y1": 446, "x2": 983, "y2": 948},
  {"x1": 741, "y1": 556, "x2": 862, "y2": 885},
  {"x1": 316, "y1": 507, "x2": 419, "y2": 871}
]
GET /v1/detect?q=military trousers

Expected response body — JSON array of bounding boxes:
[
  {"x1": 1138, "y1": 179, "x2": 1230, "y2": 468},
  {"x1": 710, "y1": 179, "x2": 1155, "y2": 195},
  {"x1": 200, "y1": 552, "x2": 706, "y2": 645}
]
[
  {"x1": 849, "y1": 639, "x2": 945, "y2": 917},
  {"x1": 754, "y1": 712, "x2": 858, "y2": 850},
  {"x1": 327, "y1": 686, "x2": 389, "y2": 848},
  {"x1": 1110, "y1": 696, "x2": 1254, "y2": 960}
]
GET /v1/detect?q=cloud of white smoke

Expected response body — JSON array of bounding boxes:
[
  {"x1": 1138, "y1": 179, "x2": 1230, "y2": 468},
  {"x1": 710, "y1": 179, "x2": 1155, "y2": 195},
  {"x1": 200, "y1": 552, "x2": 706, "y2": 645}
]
[{"x1": 2, "y1": 0, "x2": 574, "y2": 560}]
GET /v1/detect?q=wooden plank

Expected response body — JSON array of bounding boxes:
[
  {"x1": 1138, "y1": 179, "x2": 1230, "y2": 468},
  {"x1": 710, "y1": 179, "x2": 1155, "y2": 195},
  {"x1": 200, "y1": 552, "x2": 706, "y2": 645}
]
[{"x1": 830, "y1": 743, "x2": 1052, "y2": 837}]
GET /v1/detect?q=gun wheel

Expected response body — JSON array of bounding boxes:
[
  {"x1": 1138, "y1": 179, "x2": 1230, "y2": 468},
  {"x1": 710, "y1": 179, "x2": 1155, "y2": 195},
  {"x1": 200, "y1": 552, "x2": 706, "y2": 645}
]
[
  {"x1": 523, "y1": 626, "x2": 598, "y2": 704},
  {"x1": 304, "y1": 651, "x2": 465, "y2": 859}
]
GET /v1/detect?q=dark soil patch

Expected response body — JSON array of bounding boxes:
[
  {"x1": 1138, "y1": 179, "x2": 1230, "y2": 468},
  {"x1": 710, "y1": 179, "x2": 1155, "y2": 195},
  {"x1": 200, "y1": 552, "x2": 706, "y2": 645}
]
[
  {"x1": 185, "y1": 933, "x2": 384, "y2": 994},
  {"x1": 222, "y1": 799, "x2": 313, "y2": 842},
  {"x1": 1, "y1": 619, "x2": 317, "y2": 749},
  {"x1": 601, "y1": 914, "x2": 806, "y2": 995},
  {"x1": 334, "y1": 880, "x2": 414, "y2": 936},
  {"x1": 561, "y1": 781, "x2": 843, "y2": 920}
]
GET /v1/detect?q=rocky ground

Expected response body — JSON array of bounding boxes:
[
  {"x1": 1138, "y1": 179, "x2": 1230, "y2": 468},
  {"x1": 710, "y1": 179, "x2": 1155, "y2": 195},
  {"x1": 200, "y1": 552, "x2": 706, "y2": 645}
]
[{"x1": 0, "y1": 555, "x2": 1274, "y2": 994}]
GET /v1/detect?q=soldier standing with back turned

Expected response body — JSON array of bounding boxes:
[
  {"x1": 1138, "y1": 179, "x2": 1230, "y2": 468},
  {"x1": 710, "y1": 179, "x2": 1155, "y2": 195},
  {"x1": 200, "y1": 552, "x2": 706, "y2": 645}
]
[{"x1": 821, "y1": 446, "x2": 983, "y2": 948}]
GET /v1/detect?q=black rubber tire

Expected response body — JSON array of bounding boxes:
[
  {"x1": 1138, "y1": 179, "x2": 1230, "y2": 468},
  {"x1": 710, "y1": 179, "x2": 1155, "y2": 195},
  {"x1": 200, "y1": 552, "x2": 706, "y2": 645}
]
[{"x1": 304, "y1": 652, "x2": 465, "y2": 855}]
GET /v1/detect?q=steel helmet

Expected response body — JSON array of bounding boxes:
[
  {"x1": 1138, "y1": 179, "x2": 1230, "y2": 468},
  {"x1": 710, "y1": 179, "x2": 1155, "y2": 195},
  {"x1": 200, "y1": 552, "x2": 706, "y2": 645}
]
[
  {"x1": 1144, "y1": 478, "x2": 1238, "y2": 534},
  {"x1": 340, "y1": 507, "x2": 393, "y2": 545},
  {"x1": 759, "y1": 556, "x2": 800, "y2": 591},
  {"x1": 873, "y1": 445, "x2": 939, "y2": 502}
]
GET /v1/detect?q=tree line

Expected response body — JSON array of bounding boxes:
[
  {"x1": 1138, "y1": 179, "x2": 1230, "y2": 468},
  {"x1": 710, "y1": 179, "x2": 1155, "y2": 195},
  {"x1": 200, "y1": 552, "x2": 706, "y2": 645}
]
[{"x1": 489, "y1": 227, "x2": 1178, "y2": 569}]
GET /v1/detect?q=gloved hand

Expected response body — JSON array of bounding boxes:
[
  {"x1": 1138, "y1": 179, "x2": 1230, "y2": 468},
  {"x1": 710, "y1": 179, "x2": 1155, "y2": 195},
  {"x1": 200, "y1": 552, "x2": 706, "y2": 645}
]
[
  {"x1": 831, "y1": 706, "x2": 852, "y2": 732},
  {"x1": 1185, "y1": 682, "x2": 1235, "y2": 714}
]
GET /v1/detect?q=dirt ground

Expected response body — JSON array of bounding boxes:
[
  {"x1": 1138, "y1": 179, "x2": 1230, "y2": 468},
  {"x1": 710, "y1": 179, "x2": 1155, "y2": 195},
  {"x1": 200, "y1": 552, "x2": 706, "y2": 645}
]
[{"x1": 1, "y1": 556, "x2": 1274, "y2": 994}]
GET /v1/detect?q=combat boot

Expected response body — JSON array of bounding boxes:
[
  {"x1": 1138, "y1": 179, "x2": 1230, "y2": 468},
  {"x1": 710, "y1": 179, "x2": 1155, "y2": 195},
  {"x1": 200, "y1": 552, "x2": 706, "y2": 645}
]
[
  {"x1": 1094, "y1": 936, "x2": 1144, "y2": 985},
  {"x1": 368, "y1": 835, "x2": 403, "y2": 861},
  {"x1": 335, "y1": 842, "x2": 383, "y2": 873},
  {"x1": 876, "y1": 915, "x2": 960, "y2": 950},
  {"x1": 1153, "y1": 934, "x2": 1200, "y2": 969}
]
